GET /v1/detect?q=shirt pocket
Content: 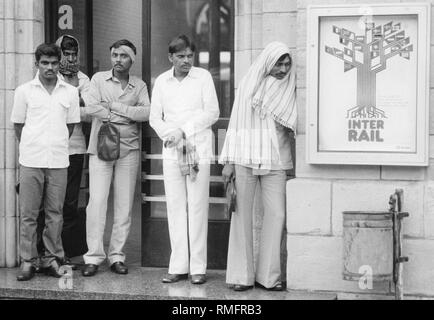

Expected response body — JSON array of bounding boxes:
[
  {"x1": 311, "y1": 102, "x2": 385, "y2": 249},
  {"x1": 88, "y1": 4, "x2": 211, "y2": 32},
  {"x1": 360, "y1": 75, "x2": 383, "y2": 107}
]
[
  {"x1": 26, "y1": 99, "x2": 44, "y2": 119},
  {"x1": 27, "y1": 98, "x2": 44, "y2": 109}
]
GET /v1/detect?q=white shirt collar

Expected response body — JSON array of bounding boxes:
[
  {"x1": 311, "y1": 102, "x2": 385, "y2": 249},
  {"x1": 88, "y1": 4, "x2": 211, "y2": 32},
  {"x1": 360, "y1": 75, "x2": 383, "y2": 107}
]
[
  {"x1": 31, "y1": 71, "x2": 67, "y2": 90},
  {"x1": 167, "y1": 66, "x2": 200, "y2": 82}
]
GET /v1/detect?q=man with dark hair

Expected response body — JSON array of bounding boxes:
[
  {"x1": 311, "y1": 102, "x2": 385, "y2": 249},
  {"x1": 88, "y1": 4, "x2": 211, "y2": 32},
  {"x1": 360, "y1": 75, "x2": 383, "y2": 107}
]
[
  {"x1": 11, "y1": 43, "x2": 80, "y2": 281},
  {"x1": 80, "y1": 39, "x2": 150, "y2": 277},
  {"x1": 33, "y1": 35, "x2": 91, "y2": 270},
  {"x1": 34, "y1": 35, "x2": 90, "y2": 270},
  {"x1": 28, "y1": 36, "x2": 92, "y2": 266},
  {"x1": 150, "y1": 35, "x2": 219, "y2": 285},
  {"x1": 168, "y1": 34, "x2": 196, "y2": 54}
]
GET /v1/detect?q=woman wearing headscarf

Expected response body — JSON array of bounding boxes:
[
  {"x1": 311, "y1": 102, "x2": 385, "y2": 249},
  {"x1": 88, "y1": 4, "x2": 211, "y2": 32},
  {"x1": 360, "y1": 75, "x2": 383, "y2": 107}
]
[{"x1": 219, "y1": 42, "x2": 297, "y2": 291}]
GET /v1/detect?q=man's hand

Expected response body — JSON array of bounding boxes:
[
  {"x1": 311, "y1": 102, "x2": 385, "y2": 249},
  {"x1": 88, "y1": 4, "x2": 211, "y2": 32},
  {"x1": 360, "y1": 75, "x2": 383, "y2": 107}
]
[
  {"x1": 164, "y1": 129, "x2": 184, "y2": 148},
  {"x1": 222, "y1": 164, "x2": 235, "y2": 184},
  {"x1": 101, "y1": 101, "x2": 111, "y2": 110},
  {"x1": 79, "y1": 96, "x2": 85, "y2": 107}
]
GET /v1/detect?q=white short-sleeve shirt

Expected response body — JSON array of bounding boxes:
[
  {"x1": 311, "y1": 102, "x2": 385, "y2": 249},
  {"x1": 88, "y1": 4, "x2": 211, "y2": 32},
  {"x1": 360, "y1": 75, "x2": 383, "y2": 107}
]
[
  {"x1": 10, "y1": 75, "x2": 81, "y2": 168},
  {"x1": 60, "y1": 71, "x2": 90, "y2": 155}
]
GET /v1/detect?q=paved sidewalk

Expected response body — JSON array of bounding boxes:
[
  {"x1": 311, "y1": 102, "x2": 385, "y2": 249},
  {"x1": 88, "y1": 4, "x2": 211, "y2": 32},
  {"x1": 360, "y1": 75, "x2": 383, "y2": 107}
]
[{"x1": 0, "y1": 264, "x2": 337, "y2": 300}]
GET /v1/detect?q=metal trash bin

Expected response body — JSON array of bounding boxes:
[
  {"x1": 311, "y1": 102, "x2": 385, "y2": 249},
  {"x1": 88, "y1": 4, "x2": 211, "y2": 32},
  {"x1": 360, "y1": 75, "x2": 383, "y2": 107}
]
[{"x1": 342, "y1": 211, "x2": 394, "y2": 282}]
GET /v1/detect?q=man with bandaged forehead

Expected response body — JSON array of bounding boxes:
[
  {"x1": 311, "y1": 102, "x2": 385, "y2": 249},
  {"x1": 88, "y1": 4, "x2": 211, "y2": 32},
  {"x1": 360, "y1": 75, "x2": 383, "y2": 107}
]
[{"x1": 80, "y1": 39, "x2": 150, "y2": 277}]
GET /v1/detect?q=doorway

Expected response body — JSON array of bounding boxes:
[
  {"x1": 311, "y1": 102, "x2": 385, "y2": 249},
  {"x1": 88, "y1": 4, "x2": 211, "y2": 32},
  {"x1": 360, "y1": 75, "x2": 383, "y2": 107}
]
[
  {"x1": 141, "y1": 0, "x2": 235, "y2": 269},
  {"x1": 44, "y1": 0, "x2": 235, "y2": 269}
]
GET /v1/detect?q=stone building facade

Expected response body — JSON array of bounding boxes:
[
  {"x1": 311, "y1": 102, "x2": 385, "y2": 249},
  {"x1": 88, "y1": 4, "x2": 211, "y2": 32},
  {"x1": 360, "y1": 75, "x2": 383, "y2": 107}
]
[{"x1": 1, "y1": 0, "x2": 434, "y2": 297}]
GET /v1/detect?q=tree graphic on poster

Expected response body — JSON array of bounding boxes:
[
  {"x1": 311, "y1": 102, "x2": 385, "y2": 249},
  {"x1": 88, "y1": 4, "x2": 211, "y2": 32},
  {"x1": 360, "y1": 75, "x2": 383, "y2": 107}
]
[{"x1": 325, "y1": 21, "x2": 413, "y2": 118}]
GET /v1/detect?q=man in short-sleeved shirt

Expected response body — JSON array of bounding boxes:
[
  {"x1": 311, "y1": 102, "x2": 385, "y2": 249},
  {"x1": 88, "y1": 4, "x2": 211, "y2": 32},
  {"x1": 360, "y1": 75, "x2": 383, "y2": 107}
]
[
  {"x1": 11, "y1": 43, "x2": 80, "y2": 281},
  {"x1": 35, "y1": 35, "x2": 91, "y2": 264}
]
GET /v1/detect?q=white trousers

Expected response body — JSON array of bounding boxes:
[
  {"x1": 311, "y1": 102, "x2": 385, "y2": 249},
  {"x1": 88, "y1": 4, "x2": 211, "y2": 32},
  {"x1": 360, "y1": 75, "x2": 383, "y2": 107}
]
[
  {"x1": 163, "y1": 160, "x2": 210, "y2": 275},
  {"x1": 84, "y1": 151, "x2": 139, "y2": 265},
  {"x1": 226, "y1": 165, "x2": 286, "y2": 288}
]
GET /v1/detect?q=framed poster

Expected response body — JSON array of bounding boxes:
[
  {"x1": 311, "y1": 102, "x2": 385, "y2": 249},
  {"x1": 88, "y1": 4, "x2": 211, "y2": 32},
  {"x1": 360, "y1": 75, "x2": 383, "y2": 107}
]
[{"x1": 306, "y1": 3, "x2": 430, "y2": 166}]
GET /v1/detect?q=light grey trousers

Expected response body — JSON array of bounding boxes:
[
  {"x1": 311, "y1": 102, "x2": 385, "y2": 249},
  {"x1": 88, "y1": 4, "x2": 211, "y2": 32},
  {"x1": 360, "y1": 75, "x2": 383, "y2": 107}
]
[
  {"x1": 84, "y1": 151, "x2": 139, "y2": 265},
  {"x1": 19, "y1": 166, "x2": 67, "y2": 267},
  {"x1": 226, "y1": 165, "x2": 287, "y2": 288}
]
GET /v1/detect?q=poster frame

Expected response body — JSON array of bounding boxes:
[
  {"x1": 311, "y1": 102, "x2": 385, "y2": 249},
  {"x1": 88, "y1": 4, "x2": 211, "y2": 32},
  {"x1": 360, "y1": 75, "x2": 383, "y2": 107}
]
[{"x1": 306, "y1": 3, "x2": 430, "y2": 166}]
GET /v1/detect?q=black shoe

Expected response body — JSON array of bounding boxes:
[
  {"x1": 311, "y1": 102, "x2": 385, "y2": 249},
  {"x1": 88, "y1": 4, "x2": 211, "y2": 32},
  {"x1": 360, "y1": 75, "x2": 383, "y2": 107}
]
[
  {"x1": 34, "y1": 265, "x2": 44, "y2": 274},
  {"x1": 267, "y1": 283, "x2": 284, "y2": 291},
  {"x1": 191, "y1": 274, "x2": 207, "y2": 285},
  {"x1": 233, "y1": 284, "x2": 253, "y2": 292},
  {"x1": 17, "y1": 265, "x2": 36, "y2": 281},
  {"x1": 44, "y1": 260, "x2": 63, "y2": 278},
  {"x1": 82, "y1": 264, "x2": 98, "y2": 277},
  {"x1": 255, "y1": 281, "x2": 285, "y2": 291},
  {"x1": 62, "y1": 257, "x2": 78, "y2": 271},
  {"x1": 110, "y1": 262, "x2": 128, "y2": 275},
  {"x1": 162, "y1": 273, "x2": 188, "y2": 283}
]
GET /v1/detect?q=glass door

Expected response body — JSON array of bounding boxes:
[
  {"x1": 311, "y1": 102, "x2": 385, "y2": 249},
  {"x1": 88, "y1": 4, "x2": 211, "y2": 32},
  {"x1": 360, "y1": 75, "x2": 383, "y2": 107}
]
[{"x1": 141, "y1": 0, "x2": 234, "y2": 269}]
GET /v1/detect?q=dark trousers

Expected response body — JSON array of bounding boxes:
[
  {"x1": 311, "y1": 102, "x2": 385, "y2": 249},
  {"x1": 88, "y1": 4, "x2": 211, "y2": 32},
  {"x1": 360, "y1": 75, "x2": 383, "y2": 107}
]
[
  {"x1": 20, "y1": 167, "x2": 67, "y2": 267},
  {"x1": 37, "y1": 154, "x2": 86, "y2": 258}
]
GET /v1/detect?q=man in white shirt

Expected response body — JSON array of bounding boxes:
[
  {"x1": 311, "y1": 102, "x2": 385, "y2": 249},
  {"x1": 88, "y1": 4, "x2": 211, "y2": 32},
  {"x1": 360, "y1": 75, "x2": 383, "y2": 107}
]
[
  {"x1": 34, "y1": 35, "x2": 90, "y2": 263},
  {"x1": 150, "y1": 35, "x2": 220, "y2": 285},
  {"x1": 11, "y1": 43, "x2": 80, "y2": 281}
]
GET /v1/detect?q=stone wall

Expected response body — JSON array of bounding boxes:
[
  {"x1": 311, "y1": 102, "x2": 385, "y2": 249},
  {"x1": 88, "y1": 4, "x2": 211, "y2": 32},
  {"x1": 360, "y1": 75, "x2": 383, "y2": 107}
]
[
  {"x1": 234, "y1": 0, "x2": 297, "y2": 87},
  {"x1": 234, "y1": 0, "x2": 298, "y2": 276},
  {"x1": 287, "y1": 0, "x2": 434, "y2": 296},
  {"x1": 0, "y1": 0, "x2": 44, "y2": 267}
]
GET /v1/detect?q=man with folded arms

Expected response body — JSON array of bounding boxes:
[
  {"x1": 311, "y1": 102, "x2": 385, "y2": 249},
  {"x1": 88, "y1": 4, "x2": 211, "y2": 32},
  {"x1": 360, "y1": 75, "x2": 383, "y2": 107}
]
[
  {"x1": 11, "y1": 43, "x2": 80, "y2": 281},
  {"x1": 81, "y1": 39, "x2": 150, "y2": 277}
]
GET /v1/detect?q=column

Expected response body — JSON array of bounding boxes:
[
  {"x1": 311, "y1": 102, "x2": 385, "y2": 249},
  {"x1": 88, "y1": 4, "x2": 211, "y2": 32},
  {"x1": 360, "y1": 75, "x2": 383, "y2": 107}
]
[{"x1": 0, "y1": 0, "x2": 44, "y2": 268}]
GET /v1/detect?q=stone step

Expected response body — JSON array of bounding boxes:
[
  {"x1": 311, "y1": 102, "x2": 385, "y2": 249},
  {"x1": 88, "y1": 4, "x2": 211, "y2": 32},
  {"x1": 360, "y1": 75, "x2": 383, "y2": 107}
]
[{"x1": 0, "y1": 266, "x2": 337, "y2": 300}]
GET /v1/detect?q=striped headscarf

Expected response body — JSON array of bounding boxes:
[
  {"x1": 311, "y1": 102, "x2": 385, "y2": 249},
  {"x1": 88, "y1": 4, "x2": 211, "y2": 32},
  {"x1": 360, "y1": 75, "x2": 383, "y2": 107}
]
[{"x1": 219, "y1": 42, "x2": 297, "y2": 166}]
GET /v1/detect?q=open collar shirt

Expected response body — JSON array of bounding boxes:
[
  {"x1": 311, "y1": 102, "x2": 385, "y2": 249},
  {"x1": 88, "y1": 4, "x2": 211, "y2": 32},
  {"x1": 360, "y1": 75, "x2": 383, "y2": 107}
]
[
  {"x1": 149, "y1": 67, "x2": 220, "y2": 162},
  {"x1": 10, "y1": 75, "x2": 81, "y2": 168},
  {"x1": 59, "y1": 71, "x2": 91, "y2": 155},
  {"x1": 82, "y1": 70, "x2": 150, "y2": 158}
]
